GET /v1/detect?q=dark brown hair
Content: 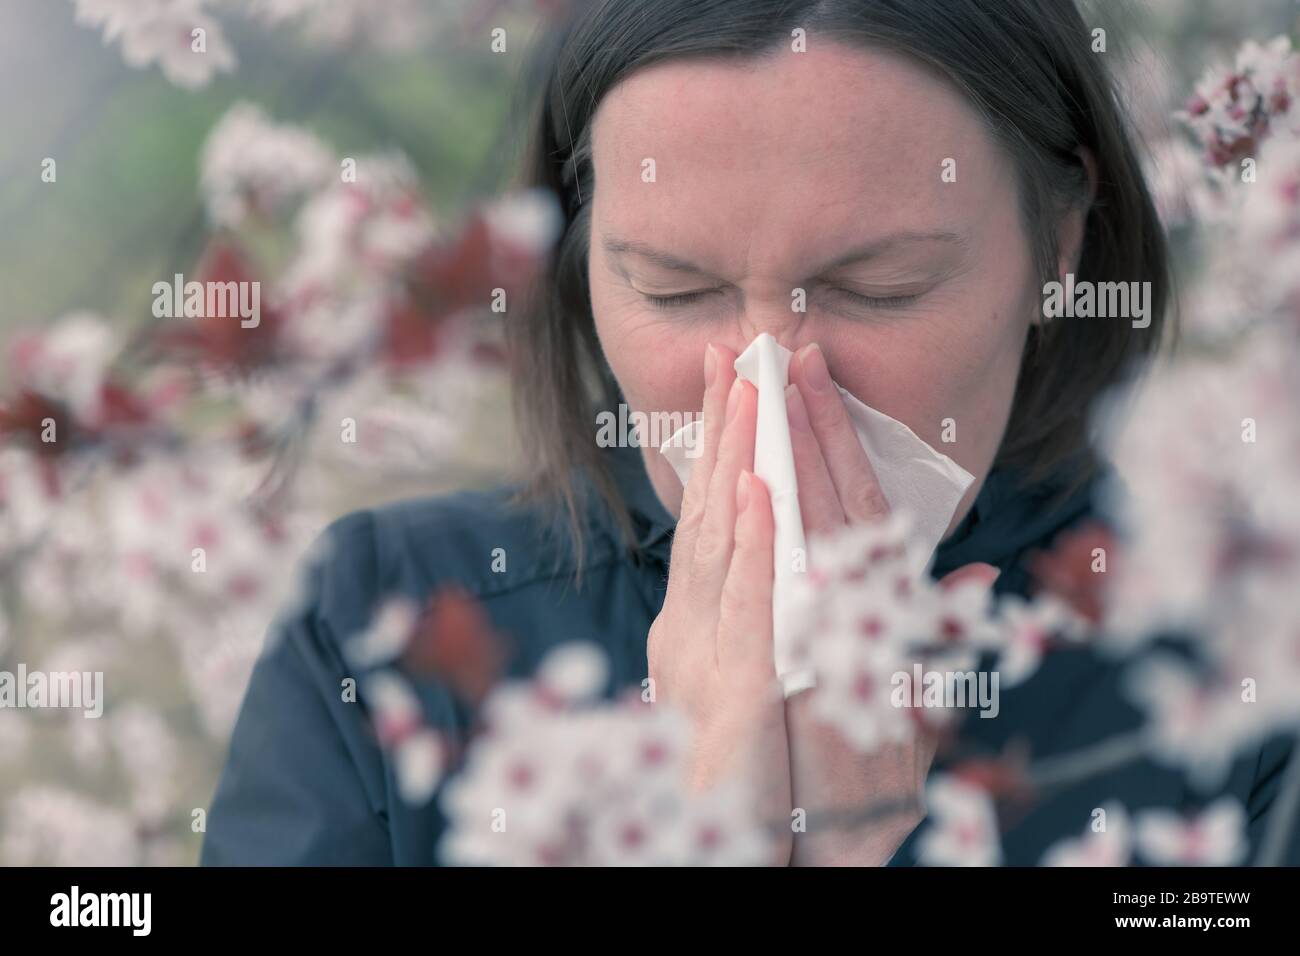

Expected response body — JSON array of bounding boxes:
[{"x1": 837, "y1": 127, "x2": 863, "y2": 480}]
[{"x1": 506, "y1": 0, "x2": 1170, "y2": 575}]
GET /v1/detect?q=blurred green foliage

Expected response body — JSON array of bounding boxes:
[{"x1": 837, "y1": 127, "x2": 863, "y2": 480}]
[{"x1": 0, "y1": 1, "x2": 534, "y2": 344}]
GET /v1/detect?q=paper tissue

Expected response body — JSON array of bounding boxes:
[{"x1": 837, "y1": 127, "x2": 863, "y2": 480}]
[{"x1": 659, "y1": 333, "x2": 976, "y2": 696}]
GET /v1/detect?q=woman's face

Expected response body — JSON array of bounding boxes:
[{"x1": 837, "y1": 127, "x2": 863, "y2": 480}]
[{"x1": 587, "y1": 41, "x2": 1043, "y2": 530}]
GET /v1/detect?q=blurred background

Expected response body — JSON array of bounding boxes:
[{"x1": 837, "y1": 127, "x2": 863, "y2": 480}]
[{"x1": 0, "y1": 0, "x2": 1298, "y2": 865}]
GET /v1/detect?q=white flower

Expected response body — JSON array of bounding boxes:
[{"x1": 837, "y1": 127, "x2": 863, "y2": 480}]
[
  {"x1": 9, "y1": 312, "x2": 116, "y2": 422},
  {"x1": 916, "y1": 775, "x2": 1002, "y2": 867},
  {"x1": 481, "y1": 189, "x2": 564, "y2": 258},
  {"x1": 782, "y1": 514, "x2": 1028, "y2": 751},
  {"x1": 364, "y1": 671, "x2": 445, "y2": 805},
  {"x1": 345, "y1": 596, "x2": 420, "y2": 668},
  {"x1": 281, "y1": 152, "x2": 435, "y2": 300},
  {"x1": 73, "y1": 0, "x2": 167, "y2": 42},
  {"x1": 441, "y1": 647, "x2": 773, "y2": 865},
  {"x1": 1101, "y1": 331, "x2": 1300, "y2": 663},
  {"x1": 1179, "y1": 35, "x2": 1300, "y2": 167},
  {"x1": 995, "y1": 594, "x2": 1082, "y2": 687},
  {"x1": 1238, "y1": 134, "x2": 1300, "y2": 307},
  {"x1": 200, "y1": 102, "x2": 335, "y2": 227},
  {"x1": 101, "y1": 451, "x2": 301, "y2": 618},
  {"x1": 806, "y1": 635, "x2": 919, "y2": 752},
  {"x1": 1125, "y1": 654, "x2": 1260, "y2": 789},
  {"x1": 172, "y1": 608, "x2": 270, "y2": 738},
  {"x1": 536, "y1": 641, "x2": 609, "y2": 703},
  {"x1": 1041, "y1": 803, "x2": 1132, "y2": 866},
  {"x1": 1, "y1": 787, "x2": 140, "y2": 866},
  {"x1": 0, "y1": 709, "x2": 30, "y2": 766},
  {"x1": 306, "y1": 371, "x2": 464, "y2": 476},
  {"x1": 1144, "y1": 137, "x2": 1230, "y2": 229},
  {"x1": 111, "y1": 704, "x2": 181, "y2": 825},
  {"x1": 77, "y1": 0, "x2": 237, "y2": 89},
  {"x1": 0, "y1": 449, "x2": 65, "y2": 560},
  {"x1": 1135, "y1": 798, "x2": 1247, "y2": 865}
]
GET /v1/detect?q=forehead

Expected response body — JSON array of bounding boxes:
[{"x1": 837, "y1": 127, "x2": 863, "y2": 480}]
[{"x1": 589, "y1": 41, "x2": 1012, "y2": 274}]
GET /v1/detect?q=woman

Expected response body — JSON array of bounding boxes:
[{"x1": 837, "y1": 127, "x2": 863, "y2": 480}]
[{"x1": 201, "y1": 0, "x2": 1294, "y2": 865}]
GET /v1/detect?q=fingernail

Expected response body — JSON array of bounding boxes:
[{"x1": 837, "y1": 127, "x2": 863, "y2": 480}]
[
  {"x1": 785, "y1": 383, "x2": 810, "y2": 432},
  {"x1": 736, "y1": 470, "x2": 751, "y2": 512},
  {"x1": 726, "y1": 377, "x2": 743, "y2": 422},
  {"x1": 800, "y1": 344, "x2": 830, "y2": 392},
  {"x1": 704, "y1": 344, "x2": 717, "y2": 388}
]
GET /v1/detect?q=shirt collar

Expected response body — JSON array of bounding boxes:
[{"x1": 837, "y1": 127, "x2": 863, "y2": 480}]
[{"x1": 596, "y1": 441, "x2": 1099, "y2": 575}]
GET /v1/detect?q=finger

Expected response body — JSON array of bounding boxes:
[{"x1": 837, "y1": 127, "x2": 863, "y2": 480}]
[
  {"x1": 939, "y1": 562, "x2": 1001, "y2": 591},
  {"x1": 716, "y1": 469, "x2": 775, "y2": 679},
  {"x1": 668, "y1": 342, "x2": 737, "y2": 601},
  {"x1": 689, "y1": 378, "x2": 756, "y2": 611},
  {"x1": 789, "y1": 343, "x2": 889, "y2": 525},
  {"x1": 785, "y1": 383, "x2": 845, "y2": 536}
]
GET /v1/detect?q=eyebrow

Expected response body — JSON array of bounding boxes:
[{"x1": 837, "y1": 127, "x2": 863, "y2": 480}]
[
  {"x1": 601, "y1": 231, "x2": 967, "y2": 278},
  {"x1": 602, "y1": 237, "x2": 709, "y2": 275}
]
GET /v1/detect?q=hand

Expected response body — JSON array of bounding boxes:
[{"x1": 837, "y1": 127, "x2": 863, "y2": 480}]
[
  {"x1": 782, "y1": 343, "x2": 997, "y2": 866},
  {"x1": 647, "y1": 343, "x2": 792, "y2": 865}
]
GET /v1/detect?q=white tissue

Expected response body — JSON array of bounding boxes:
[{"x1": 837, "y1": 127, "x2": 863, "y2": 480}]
[{"x1": 658, "y1": 333, "x2": 975, "y2": 697}]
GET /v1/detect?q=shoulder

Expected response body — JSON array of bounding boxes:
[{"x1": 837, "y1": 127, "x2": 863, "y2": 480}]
[{"x1": 297, "y1": 480, "x2": 631, "y2": 642}]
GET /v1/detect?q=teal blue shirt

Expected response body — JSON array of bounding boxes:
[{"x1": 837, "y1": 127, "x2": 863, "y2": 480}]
[{"x1": 201, "y1": 444, "x2": 1297, "y2": 865}]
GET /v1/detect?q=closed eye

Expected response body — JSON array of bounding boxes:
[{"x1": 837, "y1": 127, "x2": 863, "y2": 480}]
[
  {"x1": 643, "y1": 290, "x2": 721, "y2": 310},
  {"x1": 641, "y1": 287, "x2": 923, "y2": 311},
  {"x1": 836, "y1": 289, "x2": 924, "y2": 310}
]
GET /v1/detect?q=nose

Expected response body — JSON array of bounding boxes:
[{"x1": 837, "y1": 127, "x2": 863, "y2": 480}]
[{"x1": 733, "y1": 287, "x2": 810, "y2": 354}]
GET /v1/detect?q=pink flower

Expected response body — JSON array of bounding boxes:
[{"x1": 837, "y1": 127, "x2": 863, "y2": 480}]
[
  {"x1": 76, "y1": 0, "x2": 236, "y2": 89},
  {"x1": 782, "y1": 514, "x2": 1065, "y2": 749},
  {"x1": 440, "y1": 645, "x2": 774, "y2": 865},
  {"x1": 1041, "y1": 803, "x2": 1133, "y2": 866},
  {"x1": 916, "y1": 775, "x2": 1002, "y2": 867},
  {"x1": 1135, "y1": 798, "x2": 1247, "y2": 865},
  {"x1": 1178, "y1": 36, "x2": 1300, "y2": 168},
  {"x1": 363, "y1": 672, "x2": 445, "y2": 805},
  {"x1": 200, "y1": 103, "x2": 335, "y2": 227}
]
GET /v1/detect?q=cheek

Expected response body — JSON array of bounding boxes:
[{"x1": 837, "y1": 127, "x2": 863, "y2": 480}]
[
  {"x1": 590, "y1": 275, "x2": 710, "y2": 419},
  {"x1": 825, "y1": 300, "x2": 1030, "y2": 475}
]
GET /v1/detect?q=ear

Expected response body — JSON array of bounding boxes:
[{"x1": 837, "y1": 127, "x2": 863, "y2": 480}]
[{"x1": 1056, "y1": 147, "x2": 1098, "y2": 280}]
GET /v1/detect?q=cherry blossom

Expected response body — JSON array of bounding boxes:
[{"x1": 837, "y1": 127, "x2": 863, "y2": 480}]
[
  {"x1": 1179, "y1": 36, "x2": 1300, "y2": 168},
  {"x1": 1135, "y1": 798, "x2": 1248, "y2": 865},
  {"x1": 915, "y1": 775, "x2": 1003, "y2": 867},
  {"x1": 995, "y1": 594, "x2": 1085, "y2": 688},
  {"x1": 1100, "y1": 331, "x2": 1300, "y2": 654},
  {"x1": 10, "y1": 17, "x2": 1300, "y2": 868},
  {"x1": 200, "y1": 102, "x2": 336, "y2": 228},
  {"x1": 1, "y1": 786, "x2": 142, "y2": 866},
  {"x1": 440, "y1": 644, "x2": 774, "y2": 866},
  {"x1": 1041, "y1": 803, "x2": 1133, "y2": 867},
  {"x1": 1237, "y1": 133, "x2": 1300, "y2": 315},
  {"x1": 346, "y1": 596, "x2": 422, "y2": 669},
  {"x1": 110, "y1": 703, "x2": 183, "y2": 826},
  {"x1": 781, "y1": 513, "x2": 1068, "y2": 752},
  {"x1": 74, "y1": 0, "x2": 236, "y2": 90},
  {"x1": 363, "y1": 671, "x2": 445, "y2": 805}
]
